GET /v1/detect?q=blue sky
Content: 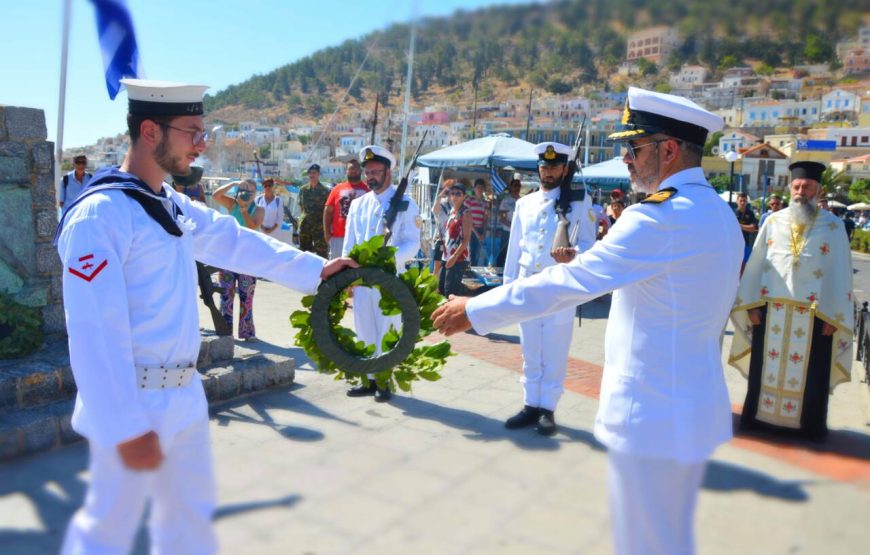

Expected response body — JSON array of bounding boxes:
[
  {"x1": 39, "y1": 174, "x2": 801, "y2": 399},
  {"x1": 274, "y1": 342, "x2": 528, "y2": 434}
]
[{"x1": 1, "y1": 0, "x2": 536, "y2": 149}]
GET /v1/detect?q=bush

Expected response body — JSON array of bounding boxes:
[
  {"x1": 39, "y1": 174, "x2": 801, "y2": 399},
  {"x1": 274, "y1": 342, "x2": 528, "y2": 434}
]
[
  {"x1": 0, "y1": 292, "x2": 43, "y2": 359},
  {"x1": 851, "y1": 229, "x2": 870, "y2": 253}
]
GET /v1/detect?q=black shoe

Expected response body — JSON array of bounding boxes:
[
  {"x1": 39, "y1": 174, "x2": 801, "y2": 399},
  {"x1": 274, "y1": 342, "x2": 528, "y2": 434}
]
[
  {"x1": 536, "y1": 409, "x2": 557, "y2": 436},
  {"x1": 347, "y1": 382, "x2": 376, "y2": 397},
  {"x1": 505, "y1": 405, "x2": 541, "y2": 429},
  {"x1": 374, "y1": 387, "x2": 392, "y2": 403}
]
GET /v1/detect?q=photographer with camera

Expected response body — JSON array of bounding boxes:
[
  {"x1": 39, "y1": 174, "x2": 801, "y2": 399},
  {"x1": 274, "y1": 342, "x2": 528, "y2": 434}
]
[{"x1": 213, "y1": 179, "x2": 265, "y2": 341}]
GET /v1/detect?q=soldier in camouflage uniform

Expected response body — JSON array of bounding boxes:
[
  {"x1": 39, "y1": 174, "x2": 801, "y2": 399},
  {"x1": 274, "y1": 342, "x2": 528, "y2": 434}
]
[{"x1": 298, "y1": 163, "x2": 330, "y2": 258}]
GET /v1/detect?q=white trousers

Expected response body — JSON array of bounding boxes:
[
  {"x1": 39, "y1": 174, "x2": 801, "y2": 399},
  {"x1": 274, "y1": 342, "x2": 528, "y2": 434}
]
[
  {"x1": 353, "y1": 286, "x2": 401, "y2": 378},
  {"x1": 329, "y1": 237, "x2": 344, "y2": 260},
  {"x1": 61, "y1": 415, "x2": 217, "y2": 555},
  {"x1": 606, "y1": 450, "x2": 706, "y2": 555},
  {"x1": 518, "y1": 306, "x2": 574, "y2": 411}
]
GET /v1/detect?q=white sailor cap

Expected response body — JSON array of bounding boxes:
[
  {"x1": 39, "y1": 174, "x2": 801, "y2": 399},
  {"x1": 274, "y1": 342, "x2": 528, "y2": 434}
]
[
  {"x1": 120, "y1": 78, "x2": 209, "y2": 117},
  {"x1": 359, "y1": 144, "x2": 396, "y2": 168},
  {"x1": 534, "y1": 142, "x2": 573, "y2": 166},
  {"x1": 608, "y1": 86, "x2": 723, "y2": 146}
]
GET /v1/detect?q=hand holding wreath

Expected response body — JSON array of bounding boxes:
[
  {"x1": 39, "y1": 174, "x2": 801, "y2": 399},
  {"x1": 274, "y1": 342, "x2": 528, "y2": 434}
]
[{"x1": 291, "y1": 235, "x2": 453, "y2": 392}]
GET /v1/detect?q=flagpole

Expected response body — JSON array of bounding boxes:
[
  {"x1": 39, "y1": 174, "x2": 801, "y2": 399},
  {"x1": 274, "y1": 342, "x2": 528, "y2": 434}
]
[{"x1": 55, "y1": 0, "x2": 72, "y2": 206}]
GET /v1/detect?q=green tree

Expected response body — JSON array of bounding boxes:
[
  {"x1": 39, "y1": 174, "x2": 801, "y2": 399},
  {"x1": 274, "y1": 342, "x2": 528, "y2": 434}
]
[
  {"x1": 804, "y1": 35, "x2": 833, "y2": 63},
  {"x1": 718, "y1": 55, "x2": 740, "y2": 71},
  {"x1": 635, "y1": 58, "x2": 658, "y2": 77},
  {"x1": 258, "y1": 143, "x2": 271, "y2": 160},
  {"x1": 547, "y1": 78, "x2": 572, "y2": 94},
  {"x1": 849, "y1": 178, "x2": 870, "y2": 204},
  {"x1": 820, "y1": 167, "x2": 849, "y2": 195},
  {"x1": 709, "y1": 174, "x2": 731, "y2": 193},
  {"x1": 704, "y1": 131, "x2": 723, "y2": 156}
]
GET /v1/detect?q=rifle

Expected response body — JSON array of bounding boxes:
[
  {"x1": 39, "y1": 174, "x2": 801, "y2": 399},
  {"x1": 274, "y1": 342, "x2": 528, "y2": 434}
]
[
  {"x1": 552, "y1": 116, "x2": 588, "y2": 251},
  {"x1": 383, "y1": 129, "x2": 429, "y2": 244}
]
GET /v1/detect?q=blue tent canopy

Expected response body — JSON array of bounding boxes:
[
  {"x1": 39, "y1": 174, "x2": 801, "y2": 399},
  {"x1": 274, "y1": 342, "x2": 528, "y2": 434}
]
[
  {"x1": 573, "y1": 157, "x2": 630, "y2": 192},
  {"x1": 417, "y1": 134, "x2": 539, "y2": 171}
]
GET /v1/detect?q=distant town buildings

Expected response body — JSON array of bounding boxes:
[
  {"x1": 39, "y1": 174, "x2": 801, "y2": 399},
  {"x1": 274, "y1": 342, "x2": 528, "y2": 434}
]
[{"x1": 626, "y1": 26, "x2": 680, "y2": 65}]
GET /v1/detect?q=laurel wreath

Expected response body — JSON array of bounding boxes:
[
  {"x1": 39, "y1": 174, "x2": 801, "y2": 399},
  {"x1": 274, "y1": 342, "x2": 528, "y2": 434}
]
[{"x1": 290, "y1": 235, "x2": 453, "y2": 392}]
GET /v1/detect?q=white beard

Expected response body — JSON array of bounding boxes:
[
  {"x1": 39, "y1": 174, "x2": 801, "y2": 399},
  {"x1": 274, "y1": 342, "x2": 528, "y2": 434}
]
[{"x1": 788, "y1": 200, "x2": 817, "y2": 227}]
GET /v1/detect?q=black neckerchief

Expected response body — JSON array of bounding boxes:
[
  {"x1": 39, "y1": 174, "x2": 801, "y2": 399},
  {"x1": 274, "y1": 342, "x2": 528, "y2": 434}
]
[{"x1": 55, "y1": 168, "x2": 184, "y2": 244}]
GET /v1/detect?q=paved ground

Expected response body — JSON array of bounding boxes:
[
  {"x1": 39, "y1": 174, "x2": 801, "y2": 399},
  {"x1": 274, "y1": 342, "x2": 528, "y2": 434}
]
[{"x1": 1, "y1": 265, "x2": 869, "y2": 554}]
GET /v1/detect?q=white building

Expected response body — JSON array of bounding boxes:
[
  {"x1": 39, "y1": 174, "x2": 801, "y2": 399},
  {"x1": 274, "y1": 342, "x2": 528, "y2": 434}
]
[
  {"x1": 669, "y1": 65, "x2": 708, "y2": 89},
  {"x1": 719, "y1": 130, "x2": 759, "y2": 155},
  {"x1": 821, "y1": 89, "x2": 859, "y2": 121}
]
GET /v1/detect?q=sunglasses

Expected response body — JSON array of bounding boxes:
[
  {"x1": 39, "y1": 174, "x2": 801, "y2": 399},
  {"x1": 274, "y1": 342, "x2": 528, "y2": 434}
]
[{"x1": 624, "y1": 140, "x2": 666, "y2": 161}]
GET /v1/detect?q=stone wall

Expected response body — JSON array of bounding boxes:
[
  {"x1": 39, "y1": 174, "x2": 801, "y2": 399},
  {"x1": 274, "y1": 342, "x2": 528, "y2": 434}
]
[{"x1": 0, "y1": 105, "x2": 65, "y2": 337}]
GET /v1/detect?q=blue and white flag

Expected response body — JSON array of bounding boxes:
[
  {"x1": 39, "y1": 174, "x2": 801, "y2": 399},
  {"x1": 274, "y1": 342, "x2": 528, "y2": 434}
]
[
  {"x1": 490, "y1": 166, "x2": 508, "y2": 195},
  {"x1": 90, "y1": 0, "x2": 141, "y2": 99}
]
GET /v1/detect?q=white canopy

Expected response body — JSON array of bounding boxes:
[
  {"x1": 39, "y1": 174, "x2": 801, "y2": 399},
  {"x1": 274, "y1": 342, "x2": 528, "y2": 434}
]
[
  {"x1": 573, "y1": 157, "x2": 630, "y2": 185},
  {"x1": 417, "y1": 134, "x2": 539, "y2": 170},
  {"x1": 848, "y1": 202, "x2": 870, "y2": 211}
]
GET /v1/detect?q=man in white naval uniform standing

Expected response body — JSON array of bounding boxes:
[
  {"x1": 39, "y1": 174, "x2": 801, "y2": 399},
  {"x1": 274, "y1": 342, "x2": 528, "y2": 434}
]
[
  {"x1": 343, "y1": 145, "x2": 421, "y2": 402},
  {"x1": 502, "y1": 141, "x2": 597, "y2": 435},
  {"x1": 433, "y1": 87, "x2": 743, "y2": 555},
  {"x1": 55, "y1": 79, "x2": 356, "y2": 555}
]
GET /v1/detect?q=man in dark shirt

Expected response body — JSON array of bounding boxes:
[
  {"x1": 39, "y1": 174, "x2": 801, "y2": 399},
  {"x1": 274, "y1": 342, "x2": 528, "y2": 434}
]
[{"x1": 735, "y1": 192, "x2": 758, "y2": 275}]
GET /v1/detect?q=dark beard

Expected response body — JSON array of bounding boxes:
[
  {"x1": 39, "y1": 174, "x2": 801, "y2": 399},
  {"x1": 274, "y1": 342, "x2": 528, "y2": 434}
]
[
  {"x1": 154, "y1": 136, "x2": 189, "y2": 176},
  {"x1": 541, "y1": 177, "x2": 559, "y2": 190}
]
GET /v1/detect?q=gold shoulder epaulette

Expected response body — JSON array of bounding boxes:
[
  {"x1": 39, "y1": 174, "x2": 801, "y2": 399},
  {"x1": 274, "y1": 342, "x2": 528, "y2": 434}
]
[{"x1": 641, "y1": 187, "x2": 678, "y2": 204}]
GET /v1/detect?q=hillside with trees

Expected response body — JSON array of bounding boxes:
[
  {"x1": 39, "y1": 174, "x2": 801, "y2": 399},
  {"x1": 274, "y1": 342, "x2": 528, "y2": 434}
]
[{"x1": 203, "y1": 0, "x2": 867, "y2": 120}]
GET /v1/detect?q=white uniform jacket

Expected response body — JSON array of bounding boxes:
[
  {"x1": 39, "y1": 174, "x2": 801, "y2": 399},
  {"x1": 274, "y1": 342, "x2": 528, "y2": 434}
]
[
  {"x1": 341, "y1": 185, "x2": 420, "y2": 268},
  {"x1": 57, "y1": 185, "x2": 325, "y2": 449},
  {"x1": 467, "y1": 167, "x2": 743, "y2": 463},
  {"x1": 502, "y1": 187, "x2": 597, "y2": 285}
]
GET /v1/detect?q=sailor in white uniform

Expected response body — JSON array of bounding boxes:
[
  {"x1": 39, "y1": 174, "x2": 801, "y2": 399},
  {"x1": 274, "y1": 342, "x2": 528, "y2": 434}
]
[
  {"x1": 433, "y1": 87, "x2": 742, "y2": 555},
  {"x1": 342, "y1": 145, "x2": 421, "y2": 402},
  {"x1": 56, "y1": 79, "x2": 356, "y2": 555},
  {"x1": 502, "y1": 141, "x2": 597, "y2": 435}
]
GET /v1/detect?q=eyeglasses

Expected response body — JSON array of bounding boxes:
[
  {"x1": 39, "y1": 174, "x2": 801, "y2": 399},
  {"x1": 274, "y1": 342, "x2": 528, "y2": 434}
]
[
  {"x1": 624, "y1": 140, "x2": 666, "y2": 161},
  {"x1": 263, "y1": 183, "x2": 273, "y2": 188},
  {"x1": 161, "y1": 123, "x2": 208, "y2": 146}
]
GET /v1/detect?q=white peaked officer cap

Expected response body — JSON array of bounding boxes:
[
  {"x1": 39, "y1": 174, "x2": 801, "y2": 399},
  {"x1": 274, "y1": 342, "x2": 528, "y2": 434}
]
[
  {"x1": 534, "y1": 142, "x2": 573, "y2": 166},
  {"x1": 608, "y1": 86, "x2": 724, "y2": 146},
  {"x1": 120, "y1": 78, "x2": 210, "y2": 116},
  {"x1": 359, "y1": 144, "x2": 396, "y2": 168}
]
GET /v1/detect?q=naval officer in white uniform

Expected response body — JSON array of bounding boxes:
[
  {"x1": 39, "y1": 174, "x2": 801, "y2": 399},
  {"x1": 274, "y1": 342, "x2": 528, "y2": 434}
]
[
  {"x1": 342, "y1": 145, "x2": 421, "y2": 401},
  {"x1": 56, "y1": 79, "x2": 356, "y2": 555},
  {"x1": 433, "y1": 87, "x2": 743, "y2": 555},
  {"x1": 502, "y1": 141, "x2": 597, "y2": 435}
]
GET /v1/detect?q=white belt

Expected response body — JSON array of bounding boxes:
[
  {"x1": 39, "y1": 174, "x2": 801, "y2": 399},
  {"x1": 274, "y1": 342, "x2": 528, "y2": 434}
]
[{"x1": 136, "y1": 363, "x2": 196, "y2": 390}]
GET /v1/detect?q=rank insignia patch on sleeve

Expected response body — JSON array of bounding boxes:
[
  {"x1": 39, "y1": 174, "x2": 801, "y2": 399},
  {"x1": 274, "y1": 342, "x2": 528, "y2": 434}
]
[
  {"x1": 641, "y1": 187, "x2": 678, "y2": 204},
  {"x1": 68, "y1": 254, "x2": 108, "y2": 282}
]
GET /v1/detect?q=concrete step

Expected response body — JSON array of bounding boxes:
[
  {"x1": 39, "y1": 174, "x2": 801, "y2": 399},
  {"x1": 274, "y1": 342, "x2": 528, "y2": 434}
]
[
  {"x1": 0, "y1": 336, "x2": 236, "y2": 414},
  {"x1": 0, "y1": 351, "x2": 295, "y2": 461}
]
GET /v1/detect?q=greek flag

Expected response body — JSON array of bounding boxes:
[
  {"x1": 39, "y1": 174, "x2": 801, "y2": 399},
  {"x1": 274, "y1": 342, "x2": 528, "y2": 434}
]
[
  {"x1": 490, "y1": 166, "x2": 508, "y2": 195},
  {"x1": 90, "y1": 0, "x2": 141, "y2": 99}
]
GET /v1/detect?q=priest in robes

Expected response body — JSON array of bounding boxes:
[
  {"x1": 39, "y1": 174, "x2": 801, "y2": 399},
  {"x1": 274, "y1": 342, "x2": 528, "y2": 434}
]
[{"x1": 729, "y1": 161, "x2": 854, "y2": 441}]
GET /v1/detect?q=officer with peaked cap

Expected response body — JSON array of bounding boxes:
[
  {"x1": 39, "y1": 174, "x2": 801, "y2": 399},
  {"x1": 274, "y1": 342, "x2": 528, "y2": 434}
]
[
  {"x1": 342, "y1": 145, "x2": 420, "y2": 401},
  {"x1": 56, "y1": 79, "x2": 357, "y2": 555},
  {"x1": 433, "y1": 87, "x2": 743, "y2": 555},
  {"x1": 501, "y1": 141, "x2": 596, "y2": 435}
]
